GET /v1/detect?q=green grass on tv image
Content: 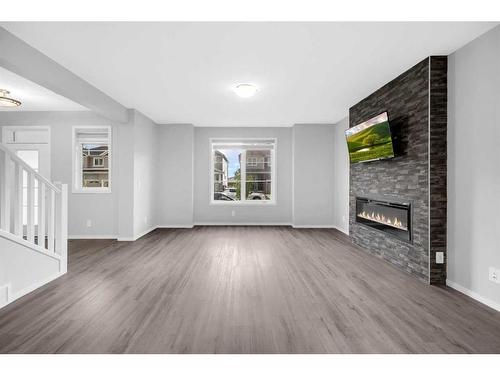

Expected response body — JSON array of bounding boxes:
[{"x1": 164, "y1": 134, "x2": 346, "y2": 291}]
[{"x1": 347, "y1": 121, "x2": 394, "y2": 163}]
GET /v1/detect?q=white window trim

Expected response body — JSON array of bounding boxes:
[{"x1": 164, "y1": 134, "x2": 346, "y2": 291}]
[
  {"x1": 209, "y1": 138, "x2": 277, "y2": 206},
  {"x1": 72, "y1": 126, "x2": 112, "y2": 194}
]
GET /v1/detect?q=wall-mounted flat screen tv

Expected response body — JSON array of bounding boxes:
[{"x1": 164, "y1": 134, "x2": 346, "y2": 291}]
[{"x1": 345, "y1": 112, "x2": 395, "y2": 164}]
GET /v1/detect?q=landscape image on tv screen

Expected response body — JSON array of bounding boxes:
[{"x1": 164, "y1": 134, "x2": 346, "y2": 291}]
[{"x1": 345, "y1": 112, "x2": 395, "y2": 164}]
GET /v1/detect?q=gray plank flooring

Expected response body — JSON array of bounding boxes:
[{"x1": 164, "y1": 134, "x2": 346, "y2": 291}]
[{"x1": 0, "y1": 227, "x2": 499, "y2": 353}]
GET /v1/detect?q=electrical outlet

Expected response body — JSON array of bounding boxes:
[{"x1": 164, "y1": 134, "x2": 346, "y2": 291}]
[
  {"x1": 86, "y1": 219, "x2": 92, "y2": 228},
  {"x1": 231, "y1": 210, "x2": 236, "y2": 217},
  {"x1": 489, "y1": 267, "x2": 500, "y2": 284},
  {"x1": 436, "y1": 252, "x2": 444, "y2": 264}
]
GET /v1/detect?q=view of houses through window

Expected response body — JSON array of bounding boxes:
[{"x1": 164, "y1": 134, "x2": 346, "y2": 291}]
[
  {"x1": 212, "y1": 140, "x2": 275, "y2": 203},
  {"x1": 73, "y1": 127, "x2": 111, "y2": 192},
  {"x1": 82, "y1": 144, "x2": 109, "y2": 188}
]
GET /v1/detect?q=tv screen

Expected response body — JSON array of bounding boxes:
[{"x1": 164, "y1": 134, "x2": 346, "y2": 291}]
[{"x1": 345, "y1": 112, "x2": 395, "y2": 164}]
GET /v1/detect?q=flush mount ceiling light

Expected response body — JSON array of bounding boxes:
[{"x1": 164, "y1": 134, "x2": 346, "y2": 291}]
[
  {"x1": 233, "y1": 83, "x2": 259, "y2": 98},
  {"x1": 0, "y1": 89, "x2": 22, "y2": 107}
]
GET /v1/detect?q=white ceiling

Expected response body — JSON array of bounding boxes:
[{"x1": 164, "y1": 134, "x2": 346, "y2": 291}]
[
  {"x1": 2, "y1": 22, "x2": 497, "y2": 126},
  {"x1": 0, "y1": 66, "x2": 87, "y2": 112}
]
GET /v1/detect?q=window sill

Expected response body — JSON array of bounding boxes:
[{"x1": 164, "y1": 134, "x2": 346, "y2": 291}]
[
  {"x1": 210, "y1": 200, "x2": 277, "y2": 206},
  {"x1": 72, "y1": 188, "x2": 112, "y2": 194}
]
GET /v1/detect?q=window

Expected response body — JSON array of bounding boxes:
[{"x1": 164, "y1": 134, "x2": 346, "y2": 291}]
[
  {"x1": 247, "y1": 157, "x2": 257, "y2": 167},
  {"x1": 93, "y1": 157, "x2": 104, "y2": 167},
  {"x1": 211, "y1": 139, "x2": 276, "y2": 204},
  {"x1": 73, "y1": 126, "x2": 111, "y2": 193}
]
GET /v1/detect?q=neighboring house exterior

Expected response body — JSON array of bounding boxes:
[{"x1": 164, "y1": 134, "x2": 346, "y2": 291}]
[
  {"x1": 227, "y1": 176, "x2": 238, "y2": 189},
  {"x1": 214, "y1": 150, "x2": 228, "y2": 192},
  {"x1": 82, "y1": 145, "x2": 110, "y2": 187},
  {"x1": 243, "y1": 150, "x2": 272, "y2": 196}
]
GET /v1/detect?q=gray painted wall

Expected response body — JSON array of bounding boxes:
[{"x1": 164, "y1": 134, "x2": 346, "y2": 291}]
[
  {"x1": 293, "y1": 124, "x2": 335, "y2": 227},
  {"x1": 0, "y1": 116, "x2": 342, "y2": 234},
  {"x1": 0, "y1": 111, "x2": 120, "y2": 237},
  {"x1": 157, "y1": 124, "x2": 339, "y2": 227},
  {"x1": 447, "y1": 25, "x2": 500, "y2": 306},
  {"x1": 133, "y1": 110, "x2": 158, "y2": 236},
  {"x1": 155, "y1": 124, "x2": 194, "y2": 227},
  {"x1": 194, "y1": 127, "x2": 293, "y2": 224},
  {"x1": 0, "y1": 110, "x2": 157, "y2": 240},
  {"x1": 116, "y1": 113, "x2": 135, "y2": 240},
  {"x1": 332, "y1": 117, "x2": 350, "y2": 234}
]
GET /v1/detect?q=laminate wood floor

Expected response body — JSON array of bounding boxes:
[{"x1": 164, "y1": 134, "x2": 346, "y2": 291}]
[{"x1": 1, "y1": 227, "x2": 499, "y2": 353}]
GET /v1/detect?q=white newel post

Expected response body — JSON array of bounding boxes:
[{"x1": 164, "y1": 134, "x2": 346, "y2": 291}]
[
  {"x1": 48, "y1": 189, "x2": 55, "y2": 252},
  {"x1": 26, "y1": 172, "x2": 35, "y2": 243},
  {"x1": 55, "y1": 183, "x2": 68, "y2": 274}
]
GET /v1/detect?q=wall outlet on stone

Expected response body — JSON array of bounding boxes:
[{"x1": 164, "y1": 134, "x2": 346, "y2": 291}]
[{"x1": 436, "y1": 252, "x2": 444, "y2": 264}]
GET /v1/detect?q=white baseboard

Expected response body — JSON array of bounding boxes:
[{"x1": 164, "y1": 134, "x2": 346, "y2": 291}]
[
  {"x1": 292, "y1": 224, "x2": 336, "y2": 229},
  {"x1": 194, "y1": 222, "x2": 292, "y2": 226},
  {"x1": 1, "y1": 272, "x2": 63, "y2": 310},
  {"x1": 446, "y1": 279, "x2": 500, "y2": 312},
  {"x1": 117, "y1": 225, "x2": 158, "y2": 242},
  {"x1": 332, "y1": 225, "x2": 350, "y2": 235},
  {"x1": 292, "y1": 224, "x2": 349, "y2": 235},
  {"x1": 157, "y1": 224, "x2": 194, "y2": 229},
  {"x1": 68, "y1": 234, "x2": 117, "y2": 240},
  {"x1": 68, "y1": 224, "x2": 348, "y2": 240},
  {"x1": 0, "y1": 283, "x2": 11, "y2": 309},
  {"x1": 70, "y1": 226, "x2": 158, "y2": 242}
]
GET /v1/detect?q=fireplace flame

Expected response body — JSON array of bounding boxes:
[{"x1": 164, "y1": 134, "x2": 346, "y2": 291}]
[{"x1": 358, "y1": 210, "x2": 408, "y2": 231}]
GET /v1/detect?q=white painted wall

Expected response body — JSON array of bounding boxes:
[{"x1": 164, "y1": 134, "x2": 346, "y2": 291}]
[
  {"x1": 155, "y1": 124, "x2": 194, "y2": 227},
  {"x1": 447, "y1": 25, "x2": 500, "y2": 308},
  {"x1": 332, "y1": 117, "x2": 350, "y2": 234},
  {"x1": 0, "y1": 236, "x2": 62, "y2": 308},
  {"x1": 194, "y1": 127, "x2": 293, "y2": 224},
  {"x1": 292, "y1": 124, "x2": 335, "y2": 227}
]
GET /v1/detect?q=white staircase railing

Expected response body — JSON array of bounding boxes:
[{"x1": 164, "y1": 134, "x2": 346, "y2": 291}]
[{"x1": 0, "y1": 143, "x2": 67, "y2": 272}]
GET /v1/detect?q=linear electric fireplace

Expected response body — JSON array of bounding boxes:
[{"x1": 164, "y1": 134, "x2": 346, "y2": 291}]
[{"x1": 355, "y1": 197, "x2": 411, "y2": 242}]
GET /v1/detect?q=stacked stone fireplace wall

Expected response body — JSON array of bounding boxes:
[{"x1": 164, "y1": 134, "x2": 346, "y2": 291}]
[{"x1": 349, "y1": 56, "x2": 447, "y2": 284}]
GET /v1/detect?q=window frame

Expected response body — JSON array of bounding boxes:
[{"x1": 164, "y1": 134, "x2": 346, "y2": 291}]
[
  {"x1": 72, "y1": 126, "x2": 112, "y2": 194},
  {"x1": 209, "y1": 138, "x2": 277, "y2": 206}
]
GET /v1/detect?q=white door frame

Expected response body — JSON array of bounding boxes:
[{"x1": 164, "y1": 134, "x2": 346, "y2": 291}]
[{"x1": 1, "y1": 126, "x2": 51, "y2": 179}]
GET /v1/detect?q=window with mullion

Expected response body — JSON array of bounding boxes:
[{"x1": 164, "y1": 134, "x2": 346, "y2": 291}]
[{"x1": 211, "y1": 139, "x2": 275, "y2": 204}]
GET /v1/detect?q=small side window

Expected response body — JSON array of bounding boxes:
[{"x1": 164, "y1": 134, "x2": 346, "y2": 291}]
[{"x1": 73, "y1": 127, "x2": 111, "y2": 193}]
